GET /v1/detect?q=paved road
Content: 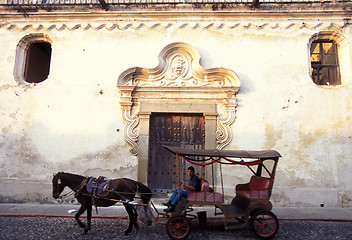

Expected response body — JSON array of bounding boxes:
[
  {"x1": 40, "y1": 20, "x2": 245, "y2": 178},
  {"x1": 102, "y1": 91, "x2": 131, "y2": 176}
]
[{"x1": 1, "y1": 216, "x2": 352, "y2": 240}]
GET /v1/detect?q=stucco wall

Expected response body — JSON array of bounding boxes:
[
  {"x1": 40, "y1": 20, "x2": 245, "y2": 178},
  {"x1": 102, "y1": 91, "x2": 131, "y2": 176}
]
[{"x1": 1, "y1": 8, "x2": 352, "y2": 206}]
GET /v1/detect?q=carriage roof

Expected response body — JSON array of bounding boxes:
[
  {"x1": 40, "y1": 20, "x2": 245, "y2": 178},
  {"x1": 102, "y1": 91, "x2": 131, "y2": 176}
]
[{"x1": 164, "y1": 146, "x2": 281, "y2": 160}]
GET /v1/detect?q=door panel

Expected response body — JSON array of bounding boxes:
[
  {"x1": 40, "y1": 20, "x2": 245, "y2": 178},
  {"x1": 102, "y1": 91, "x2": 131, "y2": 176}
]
[{"x1": 148, "y1": 113, "x2": 205, "y2": 193}]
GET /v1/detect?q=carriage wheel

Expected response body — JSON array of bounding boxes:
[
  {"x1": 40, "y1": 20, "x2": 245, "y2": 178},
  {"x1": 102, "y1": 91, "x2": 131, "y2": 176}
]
[
  {"x1": 250, "y1": 210, "x2": 279, "y2": 239},
  {"x1": 166, "y1": 214, "x2": 191, "y2": 240}
]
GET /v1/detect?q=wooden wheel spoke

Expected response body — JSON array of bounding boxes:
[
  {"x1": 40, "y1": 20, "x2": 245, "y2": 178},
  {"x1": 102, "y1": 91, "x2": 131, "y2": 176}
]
[
  {"x1": 251, "y1": 211, "x2": 279, "y2": 239},
  {"x1": 167, "y1": 215, "x2": 191, "y2": 240}
]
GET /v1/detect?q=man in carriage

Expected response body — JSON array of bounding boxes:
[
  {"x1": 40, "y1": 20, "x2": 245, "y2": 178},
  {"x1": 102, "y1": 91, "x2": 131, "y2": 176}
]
[{"x1": 163, "y1": 166, "x2": 201, "y2": 212}]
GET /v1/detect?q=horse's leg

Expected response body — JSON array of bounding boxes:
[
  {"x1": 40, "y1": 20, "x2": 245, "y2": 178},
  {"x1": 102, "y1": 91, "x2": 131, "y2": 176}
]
[
  {"x1": 75, "y1": 204, "x2": 88, "y2": 234},
  {"x1": 123, "y1": 203, "x2": 136, "y2": 235},
  {"x1": 86, "y1": 203, "x2": 92, "y2": 232},
  {"x1": 132, "y1": 206, "x2": 139, "y2": 230}
]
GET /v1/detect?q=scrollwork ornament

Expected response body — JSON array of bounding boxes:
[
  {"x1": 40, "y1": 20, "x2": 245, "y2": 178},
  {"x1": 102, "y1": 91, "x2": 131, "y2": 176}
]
[
  {"x1": 216, "y1": 108, "x2": 236, "y2": 150},
  {"x1": 122, "y1": 109, "x2": 140, "y2": 155}
]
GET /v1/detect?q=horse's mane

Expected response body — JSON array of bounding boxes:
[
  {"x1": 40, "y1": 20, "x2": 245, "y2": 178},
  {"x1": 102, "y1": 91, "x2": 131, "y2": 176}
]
[{"x1": 58, "y1": 172, "x2": 86, "y2": 181}]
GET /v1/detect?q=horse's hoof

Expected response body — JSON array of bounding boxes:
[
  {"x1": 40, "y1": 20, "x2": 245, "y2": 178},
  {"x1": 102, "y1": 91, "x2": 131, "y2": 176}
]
[
  {"x1": 123, "y1": 231, "x2": 130, "y2": 236},
  {"x1": 82, "y1": 230, "x2": 88, "y2": 235}
]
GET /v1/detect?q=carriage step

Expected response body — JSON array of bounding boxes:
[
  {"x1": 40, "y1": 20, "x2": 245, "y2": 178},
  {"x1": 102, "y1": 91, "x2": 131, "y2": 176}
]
[{"x1": 225, "y1": 222, "x2": 247, "y2": 230}]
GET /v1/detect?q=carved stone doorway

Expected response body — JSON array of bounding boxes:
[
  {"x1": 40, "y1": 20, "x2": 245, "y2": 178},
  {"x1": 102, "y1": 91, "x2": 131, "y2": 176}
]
[
  {"x1": 148, "y1": 113, "x2": 205, "y2": 193},
  {"x1": 117, "y1": 42, "x2": 241, "y2": 185}
]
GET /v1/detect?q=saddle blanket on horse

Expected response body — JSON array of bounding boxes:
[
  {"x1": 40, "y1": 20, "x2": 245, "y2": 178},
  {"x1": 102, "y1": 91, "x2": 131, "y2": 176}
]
[{"x1": 86, "y1": 176, "x2": 112, "y2": 195}]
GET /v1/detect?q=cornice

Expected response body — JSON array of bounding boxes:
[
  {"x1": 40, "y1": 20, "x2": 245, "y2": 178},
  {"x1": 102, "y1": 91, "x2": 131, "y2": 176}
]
[
  {"x1": 0, "y1": 3, "x2": 351, "y2": 21},
  {"x1": 1, "y1": 3, "x2": 350, "y2": 32},
  {"x1": 0, "y1": 21, "x2": 347, "y2": 32}
]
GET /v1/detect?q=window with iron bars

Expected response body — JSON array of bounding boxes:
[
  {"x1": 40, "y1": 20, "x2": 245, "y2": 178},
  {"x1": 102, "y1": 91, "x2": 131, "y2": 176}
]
[{"x1": 310, "y1": 40, "x2": 341, "y2": 86}]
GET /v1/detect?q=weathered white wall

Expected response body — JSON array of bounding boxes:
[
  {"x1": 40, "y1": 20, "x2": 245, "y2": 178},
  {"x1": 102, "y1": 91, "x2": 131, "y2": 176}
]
[{"x1": 1, "y1": 15, "x2": 351, "y2": 206}]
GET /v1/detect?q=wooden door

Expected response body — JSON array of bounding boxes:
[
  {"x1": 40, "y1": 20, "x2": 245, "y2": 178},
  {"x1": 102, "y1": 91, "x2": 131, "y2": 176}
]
[{"x1": 148, "y1": 113, "x2": 205, "y2": 193}]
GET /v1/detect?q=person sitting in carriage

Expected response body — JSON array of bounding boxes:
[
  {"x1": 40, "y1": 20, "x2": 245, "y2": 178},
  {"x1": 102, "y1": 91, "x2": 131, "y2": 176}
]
[{"x1": 163, "y1": 166, "x2": 201, "y2": 212}]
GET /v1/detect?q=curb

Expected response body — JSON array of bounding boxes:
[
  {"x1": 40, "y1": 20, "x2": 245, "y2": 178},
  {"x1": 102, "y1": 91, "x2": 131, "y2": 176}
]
[{"x1": 1, "y1": 214, "x2": 352, "y2": 223}]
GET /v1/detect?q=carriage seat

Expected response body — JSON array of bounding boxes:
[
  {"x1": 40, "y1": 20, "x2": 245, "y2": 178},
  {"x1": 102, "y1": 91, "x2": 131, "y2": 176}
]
[
  {"x1": 235, "y1": 175, "x2": 271, "y2": 200},
  {"x1": 188, "y1": 178, "x2": 223, "y2": 203}
]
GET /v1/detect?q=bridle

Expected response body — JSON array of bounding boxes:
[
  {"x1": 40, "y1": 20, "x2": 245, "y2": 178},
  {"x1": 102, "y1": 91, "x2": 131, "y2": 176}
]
[
  {"x1": 54, "y1": 174, "x2": 69, "y2": 199},
  {"x1": 54, "y1": 174, "x2": 87, "y2": 199},
  {"x1": 55, "y1": 178, "x2": 62, "y2": 198}
]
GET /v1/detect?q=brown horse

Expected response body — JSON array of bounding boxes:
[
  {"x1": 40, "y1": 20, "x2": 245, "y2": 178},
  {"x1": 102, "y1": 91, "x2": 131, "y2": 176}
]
[{"x1": 52, "y1": 172, "x2": 152, "y2": 235}]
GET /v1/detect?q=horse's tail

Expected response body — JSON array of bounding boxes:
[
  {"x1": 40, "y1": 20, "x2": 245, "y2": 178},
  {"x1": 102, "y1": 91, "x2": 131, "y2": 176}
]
[{"x1": 136, "y1": 182, "x2": 152, "y2": 204}]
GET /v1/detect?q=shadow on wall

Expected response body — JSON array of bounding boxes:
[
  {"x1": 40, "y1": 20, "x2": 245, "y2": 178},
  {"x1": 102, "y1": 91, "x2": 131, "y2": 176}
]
[{"x1": 0, "y1": 122, "x2": 137, "y2": 203}]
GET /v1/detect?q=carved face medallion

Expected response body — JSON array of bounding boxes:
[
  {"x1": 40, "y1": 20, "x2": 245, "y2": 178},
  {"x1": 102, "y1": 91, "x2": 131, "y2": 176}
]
[{"x1": 170, "y1": 55, "x2": 188, "y2": 78}]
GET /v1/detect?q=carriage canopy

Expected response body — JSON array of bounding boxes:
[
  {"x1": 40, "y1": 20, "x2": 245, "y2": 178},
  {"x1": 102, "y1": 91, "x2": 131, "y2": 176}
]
[{"x1": 163, "y1": 146, "x2": 281, "y2": 161}]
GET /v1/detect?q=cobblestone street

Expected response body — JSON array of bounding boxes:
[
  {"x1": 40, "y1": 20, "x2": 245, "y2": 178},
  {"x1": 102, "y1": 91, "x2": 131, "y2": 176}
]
[{"x1": 1, "y1": 216, "x2": 352, "y2": 240}]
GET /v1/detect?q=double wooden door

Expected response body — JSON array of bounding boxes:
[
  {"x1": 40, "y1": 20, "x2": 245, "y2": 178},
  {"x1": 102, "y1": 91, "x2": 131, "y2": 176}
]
[{"x1": 148, "y1": 113, "x2": 205, "y2": 193}]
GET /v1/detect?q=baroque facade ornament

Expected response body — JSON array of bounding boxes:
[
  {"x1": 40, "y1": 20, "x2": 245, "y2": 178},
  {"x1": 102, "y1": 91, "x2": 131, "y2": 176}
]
[
  {"x1": 170, "y1": 55, "x2": 188, "y2": 78},
  {"x1": 117, "y1": 42, "x2": 241, "y2": 155},
  {"x1": 2, "y1": 22, "x2": 346, "y2": 32}
]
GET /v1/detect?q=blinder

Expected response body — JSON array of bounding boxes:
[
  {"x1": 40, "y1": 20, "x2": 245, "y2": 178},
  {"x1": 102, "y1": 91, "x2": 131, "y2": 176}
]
[{"x1": 53, "y1": 173, "x2": 63, "y2": 199}]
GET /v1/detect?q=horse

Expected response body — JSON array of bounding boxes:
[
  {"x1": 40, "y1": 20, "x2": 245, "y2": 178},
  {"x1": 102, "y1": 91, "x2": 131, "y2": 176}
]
[{"x1": 52, "y1": 172, "x2": 152, "y2": 235}]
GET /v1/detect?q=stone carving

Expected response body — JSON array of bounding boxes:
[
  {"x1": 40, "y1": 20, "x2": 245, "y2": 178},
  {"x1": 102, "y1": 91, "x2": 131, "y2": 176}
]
[
  {"x1": 3, "y1": 22, "x2": 345, "y2": 32},
  {"x1": 170, "y1": 55, "x2": 188, "y2": 78},
  {"x1": 118, "y1": 42, "x2": 241, "y2": 154},
  {"x1": 118, "y1": 86, "x2": 140, "y2": 155},
  {"x1": 121, "y1": 109, "x2": 139, "y2": 156},
  {"x1": 216, "y1": 103, "x2": 237, "y2": 150}
]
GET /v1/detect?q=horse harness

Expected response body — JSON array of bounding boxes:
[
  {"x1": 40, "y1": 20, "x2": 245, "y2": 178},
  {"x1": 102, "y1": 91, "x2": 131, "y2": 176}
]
[
  {"x1": 57, "y1": 175, "x2": 136, "y2": 210},
  {"x1": 75, "y1": 176, "x2": 131, "y2": 207}
]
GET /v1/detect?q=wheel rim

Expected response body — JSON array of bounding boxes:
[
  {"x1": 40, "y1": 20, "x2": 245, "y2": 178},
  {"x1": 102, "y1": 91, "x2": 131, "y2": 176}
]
[
  {"x1": 252, "y1": 211, "x2": 278, "y2": 238},
  {"x1": 167, "y1": 216, "x2": 190, "y2": 239}
]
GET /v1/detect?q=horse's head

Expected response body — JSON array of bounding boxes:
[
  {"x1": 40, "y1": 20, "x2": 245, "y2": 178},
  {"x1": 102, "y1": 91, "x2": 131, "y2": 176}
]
[{"x1": 52, "y1": 172, "x2": 66, "y2": 199}]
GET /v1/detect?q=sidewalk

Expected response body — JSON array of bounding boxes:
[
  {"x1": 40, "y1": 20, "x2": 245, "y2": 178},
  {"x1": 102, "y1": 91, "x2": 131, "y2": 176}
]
[{"x1": 1, "y1": 203, "x2": 352, "y2": 221}]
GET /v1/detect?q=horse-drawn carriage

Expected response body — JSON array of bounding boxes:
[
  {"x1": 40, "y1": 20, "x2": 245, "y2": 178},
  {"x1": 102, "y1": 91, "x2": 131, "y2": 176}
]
[
  {"x1": 52, "y1": 145, "x2": 281, "y2": 239},
  {"x1": 161, "y1": 146, "x2": 281, "y2": 239}
]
